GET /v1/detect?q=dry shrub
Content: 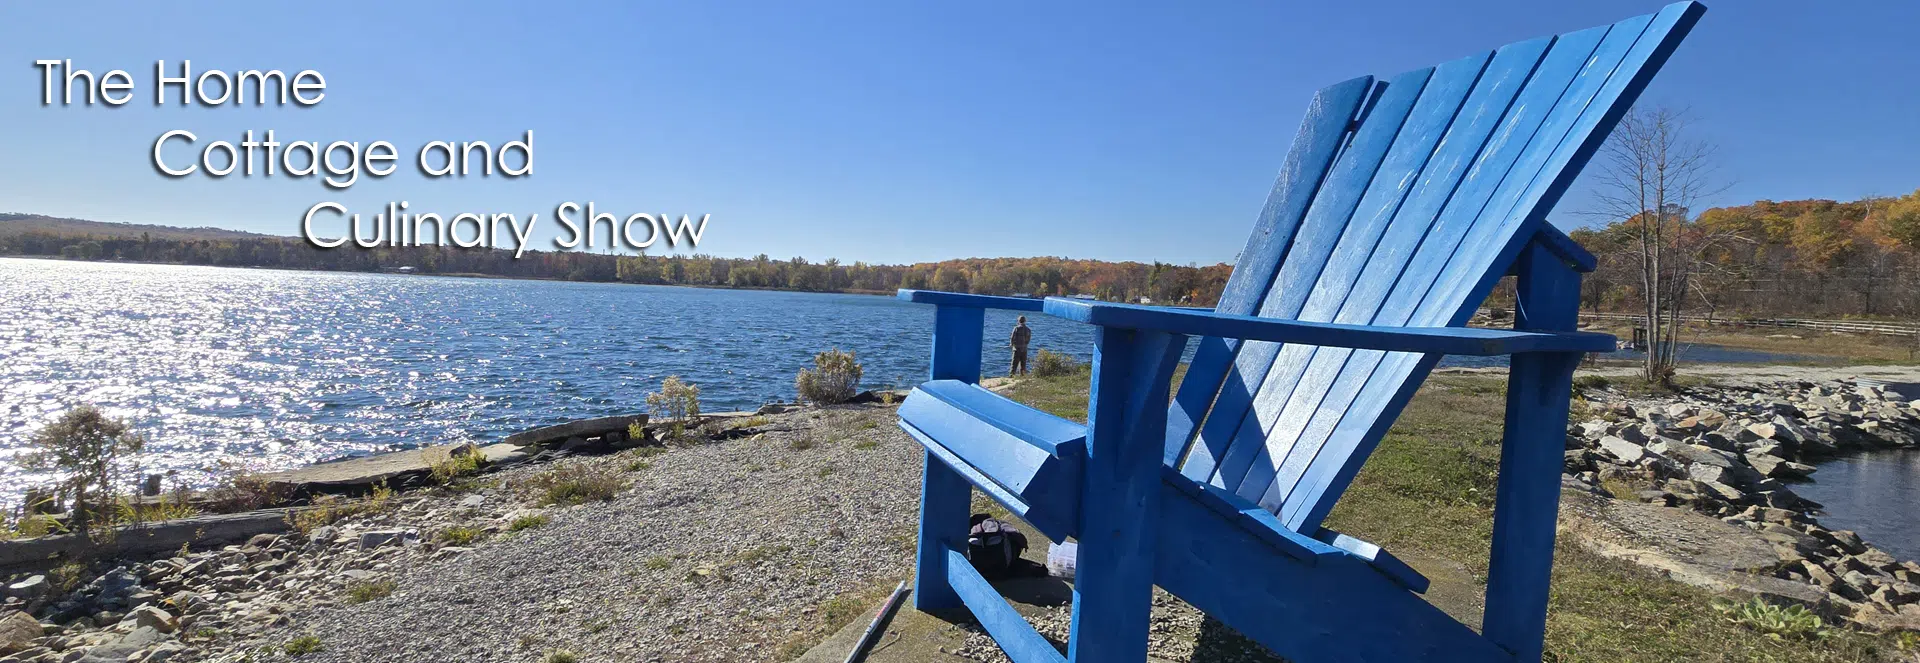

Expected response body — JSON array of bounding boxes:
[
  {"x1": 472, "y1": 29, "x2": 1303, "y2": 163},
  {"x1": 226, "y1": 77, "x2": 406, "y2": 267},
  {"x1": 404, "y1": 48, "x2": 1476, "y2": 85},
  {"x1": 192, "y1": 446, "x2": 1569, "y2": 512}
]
[
  {"x1": 1032, "y1": 349, "x2": 1081, "y2": 377},
  {"x1": 796, "y1": 349, "x2": 863, "y2": 404}
]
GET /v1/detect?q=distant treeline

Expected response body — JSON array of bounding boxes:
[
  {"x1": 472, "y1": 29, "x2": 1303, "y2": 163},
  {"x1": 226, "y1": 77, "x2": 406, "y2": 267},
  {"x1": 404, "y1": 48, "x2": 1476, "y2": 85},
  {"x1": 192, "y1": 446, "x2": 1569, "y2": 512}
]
[
  {"x1": 12, "y1": 190, "x2": 1920, "y2": 319},
  {"x1": 0, "y1": 218, "x2": 1234, "y2": 305},
  {"x1": 1573, "y1": 190, "x2": 1920, "y2": 320}
]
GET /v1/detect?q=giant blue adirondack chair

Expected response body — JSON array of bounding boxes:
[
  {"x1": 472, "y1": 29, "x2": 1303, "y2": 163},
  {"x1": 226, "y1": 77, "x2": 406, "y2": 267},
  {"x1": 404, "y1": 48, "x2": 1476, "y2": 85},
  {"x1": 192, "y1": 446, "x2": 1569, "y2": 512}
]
[{"x1": 895, "y1": 4, "x2": 1702, "y2": 662}]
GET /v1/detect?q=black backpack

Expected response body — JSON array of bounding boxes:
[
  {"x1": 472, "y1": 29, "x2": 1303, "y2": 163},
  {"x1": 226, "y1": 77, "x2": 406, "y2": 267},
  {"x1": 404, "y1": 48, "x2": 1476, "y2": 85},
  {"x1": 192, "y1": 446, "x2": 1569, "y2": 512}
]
[{"x1": 967, "y1": 514, "x2": 1029, "y2": 580}]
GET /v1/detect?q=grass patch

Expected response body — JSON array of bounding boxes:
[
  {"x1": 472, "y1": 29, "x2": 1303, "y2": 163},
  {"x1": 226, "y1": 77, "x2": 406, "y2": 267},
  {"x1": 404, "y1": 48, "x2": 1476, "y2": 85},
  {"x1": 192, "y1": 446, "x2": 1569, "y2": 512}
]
[
  {"x1": 345, "y1": 580, "x2": 396, "y2": 604},
  {"x1": 282, "y1": 634, "x2": 323, "y2": 655},
  {"x1": 519, "y1": 462, "x2": 628, "y2": 506},
  {"x1": 49, "y1": 561, "x2": 88, "y2": 594},
  {"x1": 428, "y1": 443, "x2": 488, "y2": 485},
  {"x1": 1712, "y1": 597, "x2": 1831, "y2": 641},
  {"x1": 644, "y1": 555, "x2": 673, "y2": 571},
  {"x1": 436, "y1": 525, "x2": 485, "y2": 546},
  {"x1": 728, "y1": 415, "x2": 772, "y2": 429},
  {"x1": 736, "y1": 543, "x2": 793, "y2": 565},
  {"x1": 789, "y1": 435, "x2": 818, "y2": 451},
  {"x1": 774, "y1": 580, "x2": 902, "y2": 661},
  {"x1": 1000, "y1": 369, "x2": 1903, "y2": 662},
  {"x1": 509, "y1": 514, "x2": 550, "y2": 532},
  {"x1": 542, "y1": 649, "x2": 579, "y2": 663},
  {"x1": 853, "y1": 439, "x2": 878, "y2": 450},
  {"x1": 1001, "y1": 365, "x2": 1092, "y2": 420},
  {"x1": 287, "y1": 483, "x2": 397, "y2": 534}
]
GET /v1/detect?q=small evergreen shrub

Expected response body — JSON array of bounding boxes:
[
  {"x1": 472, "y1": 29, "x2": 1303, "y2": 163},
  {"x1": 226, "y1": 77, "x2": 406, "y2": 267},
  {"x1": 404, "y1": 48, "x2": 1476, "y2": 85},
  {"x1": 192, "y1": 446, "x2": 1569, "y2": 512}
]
[
  {"x1": 22, "y1": 405, "x2": 146, "y2": 538},
  {"x1": 796, "y1": 349, "x2": 863, "y2": 404},
  {"x1": 1032, "y1": 349, "x2": 1081, "y2": 378}
]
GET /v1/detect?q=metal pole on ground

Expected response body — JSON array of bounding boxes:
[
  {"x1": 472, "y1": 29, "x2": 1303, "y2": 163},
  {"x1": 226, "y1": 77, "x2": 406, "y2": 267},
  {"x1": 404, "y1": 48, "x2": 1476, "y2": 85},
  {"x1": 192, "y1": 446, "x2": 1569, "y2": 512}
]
[{"x1": 843, "y1": 581, "x2": 911, "y2": 663}]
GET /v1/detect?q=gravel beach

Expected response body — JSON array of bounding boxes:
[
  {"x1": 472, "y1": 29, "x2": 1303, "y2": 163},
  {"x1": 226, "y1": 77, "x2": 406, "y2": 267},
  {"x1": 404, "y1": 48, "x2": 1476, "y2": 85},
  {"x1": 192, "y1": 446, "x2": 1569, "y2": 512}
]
[{"x1": 240, "y1": 405, "x2": 923, "y2": 662}]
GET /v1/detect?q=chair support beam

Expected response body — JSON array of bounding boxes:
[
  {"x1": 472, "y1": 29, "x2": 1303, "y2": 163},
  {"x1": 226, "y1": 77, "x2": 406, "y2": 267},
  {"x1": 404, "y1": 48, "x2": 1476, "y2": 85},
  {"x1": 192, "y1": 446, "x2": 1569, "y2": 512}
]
[
  {"x1": 915, "y1": 304, "x2": 985, "y2": 610},
  {"x1": 1067, "y1": 327, "x2": 1187, "y2": 662},
  {"x1": 1482, "y1": 242, "x2": 1584, "y2": 660}
]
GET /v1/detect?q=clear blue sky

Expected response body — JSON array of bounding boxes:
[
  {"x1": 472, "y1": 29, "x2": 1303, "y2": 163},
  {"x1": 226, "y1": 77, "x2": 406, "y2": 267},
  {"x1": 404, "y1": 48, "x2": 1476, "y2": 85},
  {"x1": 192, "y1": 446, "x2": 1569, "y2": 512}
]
[{"x1": 3, "y1": 1, "x2": 1916, "y2": 265}]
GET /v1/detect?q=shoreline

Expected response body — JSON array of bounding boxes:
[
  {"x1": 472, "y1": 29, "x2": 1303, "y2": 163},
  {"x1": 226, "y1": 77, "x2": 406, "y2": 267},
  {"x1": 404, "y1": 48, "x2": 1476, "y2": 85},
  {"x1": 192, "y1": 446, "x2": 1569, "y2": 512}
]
[
  {"x1": 0, "y1": 254, "x2": 900, "y2": 298},
  {"x1": 2, "y1": 373, "x2": 1917, "y2": 661}
]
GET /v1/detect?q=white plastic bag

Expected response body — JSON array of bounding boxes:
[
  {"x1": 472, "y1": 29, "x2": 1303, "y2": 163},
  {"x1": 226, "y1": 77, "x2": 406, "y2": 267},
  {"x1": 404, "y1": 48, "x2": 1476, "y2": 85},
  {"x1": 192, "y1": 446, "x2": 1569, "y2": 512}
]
[{"x1": 1047, "y1": 541, "x2": 1078, "y2": 579}]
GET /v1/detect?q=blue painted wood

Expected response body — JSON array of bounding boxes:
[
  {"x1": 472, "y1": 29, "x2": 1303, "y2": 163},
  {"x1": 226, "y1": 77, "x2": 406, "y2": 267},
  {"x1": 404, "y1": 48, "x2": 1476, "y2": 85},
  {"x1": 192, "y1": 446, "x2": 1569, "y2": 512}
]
[
  {"x1": 915, "y1": 452, "x2": 972, "y2": 611},
  {"x1": 1043, "y1": 298, "x2": 1611, "y2": 355},
  {"x1": 1210, "y1": 35, "x2": 1555, "y2": 501},
  {"x1": 1529, "y1": 221, "x2": 1597, "y2": 273},
  {"x1": 1481, "y1": 244, "x2": 1583, "y2": 662},
  {"x1": 899, "y1": 289, "x2": 1047, "y2": 311},
  {"x1": 915, "y1": 302, "x2": 986, "y2": 610},
  {"x1": 1068, "y1": 327, "x2": 1185, "y2": 663},
  {"x1": 1184, "y1": 54, "x2": 1491, "y2": 485},
  {"x1": 1312, "y1": 528, "x2": 1429, "y2": 593},
  {"x1": 893, "y1": 4, "x2": 1700, "y2": 659},
  {"x1": 902, "y1": 422, "x2": 1059, "y2": 538},
  {"x1": 1422, "y1": 2, "x2": 1706, "y2": 330},
  {"x1": 1276, "y1": 5, "x2": 1703, "y2": 533},
  {"x1": 902, "y1": 381, "x2": 1088, "y2": 457},
  {"x1": 1176, "y1": 64, "x2": 1446, "y2": 478},
  {"x1": 1250, "y1": 23, "x2": 1614, "y2": 516},
  {"x1": 1154, "y1": 475, "x2": 1511, "y2": 662},
  {"x1": 898, "y1": 382, "x2": 1085, "y2": 540},
  {"x1": 1166, "y1": 77, "x2": 1375, "y2": 467},
  {"x1": 931, "y1": 305, "x2": 984, "y2": 383},
  {"x1": 1159, "y1": 467, "x2": 1342, "y2": 564},
  {"x1": 945, "y1": 546, "x2": 1069, "y2": 663}
]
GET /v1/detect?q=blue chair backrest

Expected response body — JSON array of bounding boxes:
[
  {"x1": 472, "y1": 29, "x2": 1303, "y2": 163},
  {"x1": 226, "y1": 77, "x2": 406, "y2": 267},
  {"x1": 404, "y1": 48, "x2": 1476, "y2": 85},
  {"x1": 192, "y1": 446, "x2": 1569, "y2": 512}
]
[{"x1": 1166, "y1": 2, "x2": 1703, "y2": 534}]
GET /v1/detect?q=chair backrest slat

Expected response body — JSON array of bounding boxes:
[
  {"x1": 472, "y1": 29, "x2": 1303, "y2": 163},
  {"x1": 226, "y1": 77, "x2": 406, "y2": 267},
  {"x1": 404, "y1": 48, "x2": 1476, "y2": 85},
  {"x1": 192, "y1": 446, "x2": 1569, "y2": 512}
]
[
  {"x1": 1210, "y1": 36, "x2": 1553, "y2": 502},
  {"x1": 1166, "y1": 1, "x2": 1706, "y2": 533},
  {"x1": 1177, "y1": 57, "x2": 1477, "y2": 484},
  {"x1": 1164, "y1": 77, "x2": 1374, "y2": 465}
]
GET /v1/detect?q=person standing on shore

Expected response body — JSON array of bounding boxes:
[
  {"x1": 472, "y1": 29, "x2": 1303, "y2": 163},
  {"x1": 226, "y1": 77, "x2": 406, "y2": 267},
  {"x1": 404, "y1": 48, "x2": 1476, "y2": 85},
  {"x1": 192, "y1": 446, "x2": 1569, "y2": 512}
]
[{"x1": 1010, "y1": 316, "x2": 1032, "y2": 376}]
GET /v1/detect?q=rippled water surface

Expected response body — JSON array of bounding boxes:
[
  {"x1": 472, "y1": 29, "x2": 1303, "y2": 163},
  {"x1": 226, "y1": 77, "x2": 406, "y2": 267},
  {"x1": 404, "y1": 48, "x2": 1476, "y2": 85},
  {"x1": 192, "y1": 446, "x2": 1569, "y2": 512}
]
[
  {"x1": 1793, "y1": 449, "x2": 1920, "y2": 562},
  {"x1": 0, "y1": 258, "x2": 1810, "y2": 504},
  {"x1": 0, "y1": 259, "x2": 1110, "y2": 496}
]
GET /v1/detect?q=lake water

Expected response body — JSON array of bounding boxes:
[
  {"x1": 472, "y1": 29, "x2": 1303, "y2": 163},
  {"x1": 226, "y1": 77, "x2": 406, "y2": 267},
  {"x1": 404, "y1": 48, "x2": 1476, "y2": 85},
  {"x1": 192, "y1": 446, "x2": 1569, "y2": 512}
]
[
  {"x1": 1793, "y1": 449, "x2": 1920, "y2": 562},
  {"x1": 0, "y1": 258, "x2": 1808, "y2": 504}
]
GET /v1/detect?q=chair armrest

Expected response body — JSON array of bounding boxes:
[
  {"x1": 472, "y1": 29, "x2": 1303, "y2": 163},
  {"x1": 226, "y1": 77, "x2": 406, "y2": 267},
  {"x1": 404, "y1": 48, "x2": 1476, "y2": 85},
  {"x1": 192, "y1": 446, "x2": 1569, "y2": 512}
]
[
  {"x1": 1043, "y1": 298, "x2": 1613, "y2": 356},
  {"x1": 898, "y1": 289, "x2": 1045, "y2": 311}
]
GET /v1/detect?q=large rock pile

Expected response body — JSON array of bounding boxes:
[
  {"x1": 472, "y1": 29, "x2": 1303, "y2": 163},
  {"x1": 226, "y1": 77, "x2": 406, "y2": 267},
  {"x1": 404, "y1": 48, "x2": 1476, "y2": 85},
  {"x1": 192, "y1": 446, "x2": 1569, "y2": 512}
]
[{"x1": 1564, "y1": 378, "x2": 1920, "y2": 628}]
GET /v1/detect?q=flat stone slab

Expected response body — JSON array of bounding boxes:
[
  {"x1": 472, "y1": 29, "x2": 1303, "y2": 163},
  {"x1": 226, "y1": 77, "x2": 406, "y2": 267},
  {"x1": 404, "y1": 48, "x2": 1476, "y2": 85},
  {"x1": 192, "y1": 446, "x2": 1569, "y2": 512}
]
[
  {"x1": 0, "y1": 508, "x2": 299, "y2": 572},
  {"x1": 501, "y1": 414, "x2": 647, "y2": 447},
  {"x1": 257, "y1": 442, "x2": 522, "y2": 490},
  {"x1": 1560, "y1": 489, "x2": 1829, "y2": 606}
]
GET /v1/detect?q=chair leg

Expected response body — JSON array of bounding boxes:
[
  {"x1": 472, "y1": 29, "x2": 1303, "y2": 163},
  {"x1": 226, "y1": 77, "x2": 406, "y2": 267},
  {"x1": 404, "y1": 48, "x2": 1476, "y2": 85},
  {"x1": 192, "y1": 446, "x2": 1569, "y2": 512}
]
[
  {"x1": 915, "y1": 450, "x2": 971, "y2": 610},
  {"x1": 1483, "y1": 241, "x2": 1582, "y2": 660},
  {"x1": 1067, "y1": 327, "x2": 1185, "y2": 662},
  {"x1": 920, "y1": 302, "x2": 983, "y2": 610}
]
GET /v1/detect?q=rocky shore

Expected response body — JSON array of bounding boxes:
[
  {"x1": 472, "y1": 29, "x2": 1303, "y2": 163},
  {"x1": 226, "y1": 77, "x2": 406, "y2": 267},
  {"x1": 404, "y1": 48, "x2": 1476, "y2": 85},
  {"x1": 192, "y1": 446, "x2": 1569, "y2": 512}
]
[
  {"x1": 1563, "y1": 377, "x2": 1920, "y2": 630},
  {"x1": 5, "y1": 372, "x2": 1920, "y2": 662},
  {"x1": 1, "y1": 401, "x2": 918, "y2": 663}
]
